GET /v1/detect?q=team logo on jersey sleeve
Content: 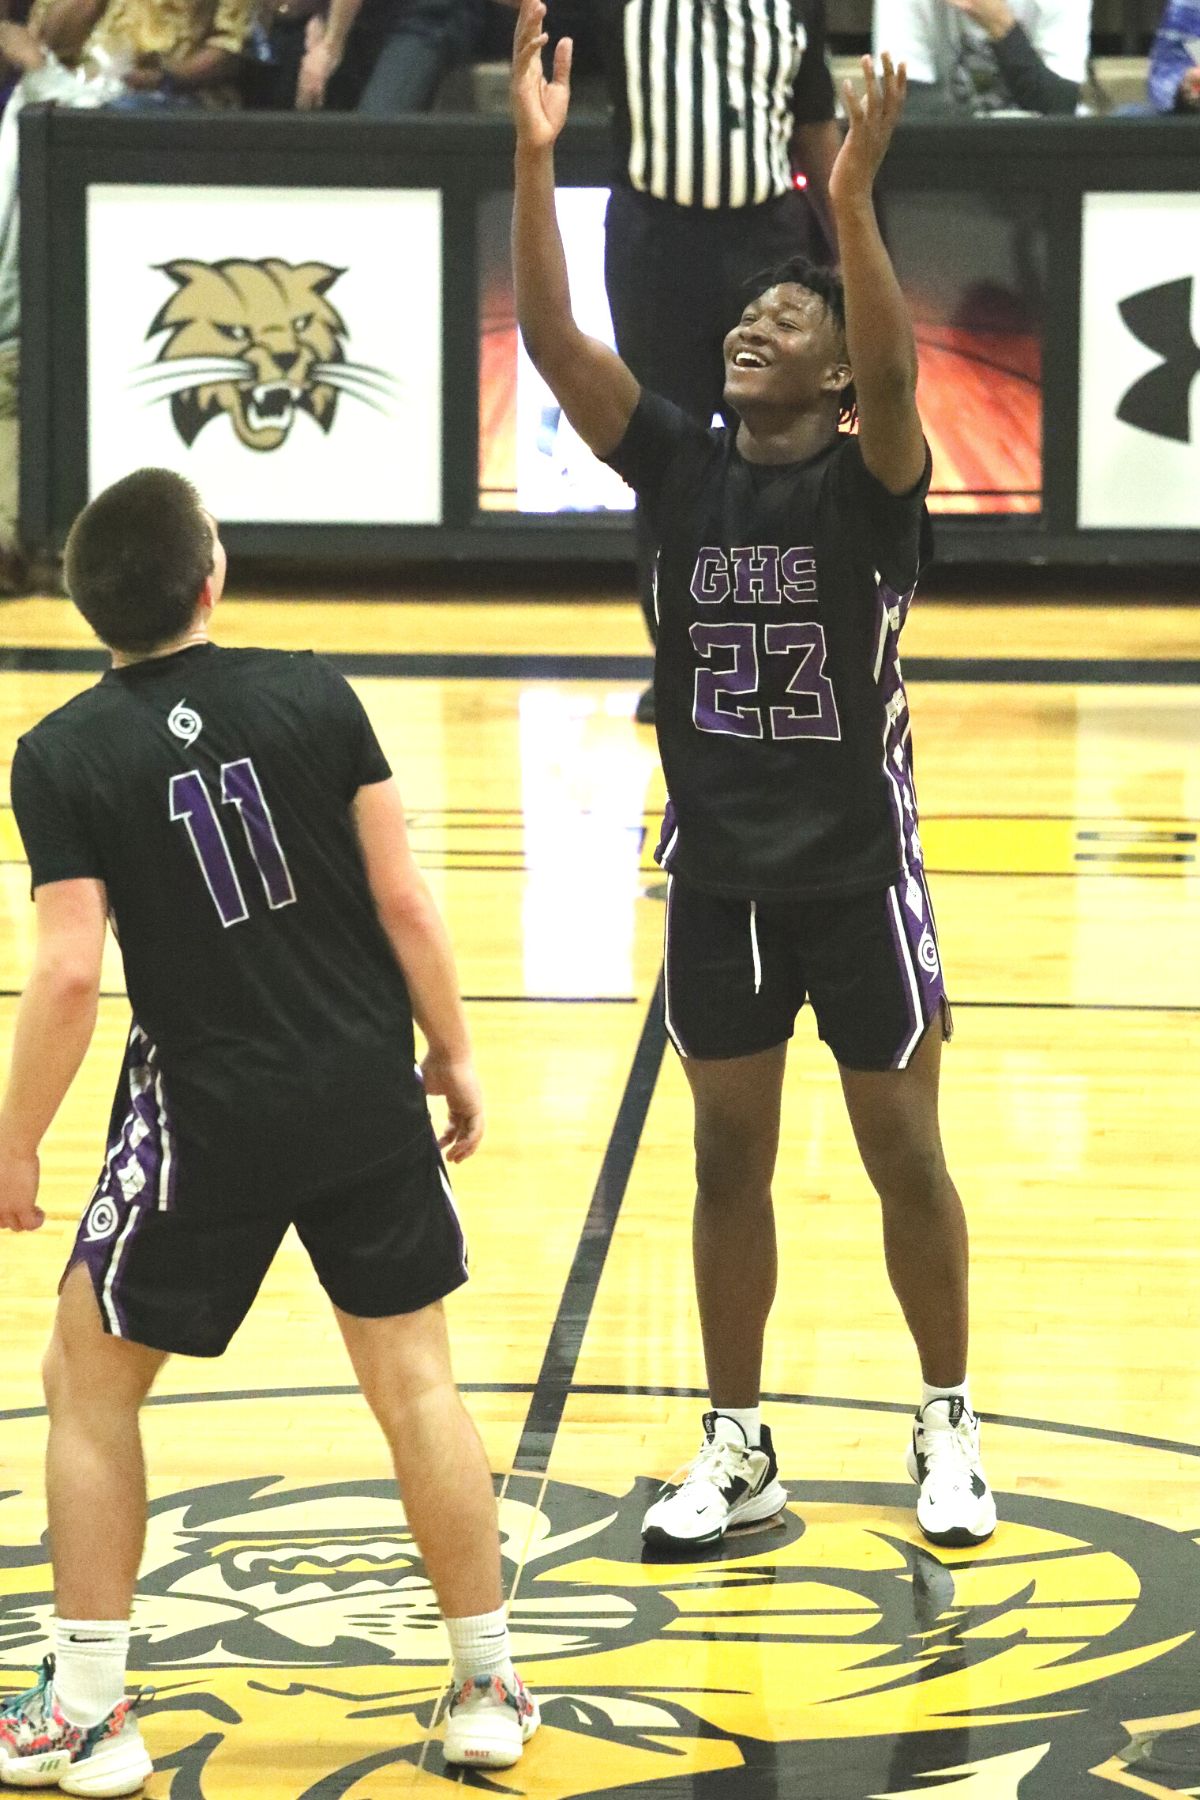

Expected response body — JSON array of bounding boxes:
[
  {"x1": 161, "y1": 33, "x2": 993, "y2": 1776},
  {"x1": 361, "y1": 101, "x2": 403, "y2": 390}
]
[
  {"x1": 1, "y1": 1391, "x2": 1198, "y2": 1798},
  {"x1": 136, "y1": 259, "x2": 402, "y2": 453}
]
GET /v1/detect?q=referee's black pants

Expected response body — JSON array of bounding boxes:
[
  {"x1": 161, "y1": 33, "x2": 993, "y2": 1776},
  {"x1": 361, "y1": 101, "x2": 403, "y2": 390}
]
[{"x1": 604, "y1": 184, "x2": 824, "y2": 643}]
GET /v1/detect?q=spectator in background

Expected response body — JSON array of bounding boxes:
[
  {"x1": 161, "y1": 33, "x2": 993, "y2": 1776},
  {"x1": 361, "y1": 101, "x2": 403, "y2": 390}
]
[
  {"x1": 1148, "y1": 0, "x2": 1200, "y2": 109},
  {"x1": 244, "y1": 0, "x2": 480, "y2": 110},
  {"x1": 0, "y1": 14, "x2": 130, "y2": 593},
  {"x1": 28, "y1": 0, "x2": 253, "y2": 103},
  {"x1": 874, "y1": 0, "x2": 1090, "y2": 114}
]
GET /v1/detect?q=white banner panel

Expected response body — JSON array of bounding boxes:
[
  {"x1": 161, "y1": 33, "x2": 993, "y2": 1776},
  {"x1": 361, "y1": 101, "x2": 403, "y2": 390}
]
[
  {"x1": 1078, "y1": 192, "x2": 1200, "y2": 530},
  {"x1": 515, "y1": 188, "x2": 634, "y2": 514},
  {"x1": 87, "y1": 185, "x2": 441, "y2": 524}
]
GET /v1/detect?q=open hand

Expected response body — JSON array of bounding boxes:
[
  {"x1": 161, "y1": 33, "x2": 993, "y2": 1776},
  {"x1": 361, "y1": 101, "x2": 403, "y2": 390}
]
[
  {"x1": 0, "y1": 1146, "x2": 43, "y2": 1232},
  {"x1": 421, "y1": 1051, "x2": 484, "y2": 1163},
  {"x1": 511, "y1": 0, "x2": 572, "y2": 151},
  {"x1": 829, "y1": 53, "x2": 907, "y2": 212}
]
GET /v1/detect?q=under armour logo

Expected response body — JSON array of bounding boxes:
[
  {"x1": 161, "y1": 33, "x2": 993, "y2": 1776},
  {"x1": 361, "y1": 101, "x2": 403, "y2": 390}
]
[
  {"x1": 1116, "y1": 277, "x2": 1200, "y2": 444},
  {"x1": 168, "y1": 700, "x2": 202, "y2": 745}
]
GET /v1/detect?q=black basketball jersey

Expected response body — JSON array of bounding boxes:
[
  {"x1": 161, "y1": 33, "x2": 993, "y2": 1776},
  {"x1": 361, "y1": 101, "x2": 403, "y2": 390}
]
[
  {"x1": 606, "y1": 391, "x2": 934, "y2": 899},
  {"x1": 11, "y1": 644, "x2": 427, "y2": 1198}
]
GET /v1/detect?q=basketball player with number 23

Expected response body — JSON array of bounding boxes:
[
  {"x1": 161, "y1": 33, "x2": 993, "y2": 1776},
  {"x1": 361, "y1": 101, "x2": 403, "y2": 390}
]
[
  {"x1": 512, "y1": 0, "x2": 996, "y2": 1551},
  {"x1": 0, "y1": 477, "x2": 538, "y2": 1791}
]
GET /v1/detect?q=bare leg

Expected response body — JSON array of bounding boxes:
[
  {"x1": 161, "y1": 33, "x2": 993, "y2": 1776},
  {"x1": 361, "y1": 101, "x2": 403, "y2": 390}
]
[
  {"x1": 683, "y1": 1044, "x2": 788, "y2": 1408},
  {"x1": 838, "y1": 1021, "x2": 969, "y2": 1387},
  {"x1": 335, "y1": 1301, "x2": 503, "y2": 1619},
  {"x1": 43, "y1": 1266, "x2": 167, "y2": 1619}
]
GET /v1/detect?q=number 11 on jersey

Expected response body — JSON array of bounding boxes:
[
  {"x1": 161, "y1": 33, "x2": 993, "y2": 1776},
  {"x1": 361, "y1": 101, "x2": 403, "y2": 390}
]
[{"x1": 170, "y1": 759, "x2": 296, "y2": 928}]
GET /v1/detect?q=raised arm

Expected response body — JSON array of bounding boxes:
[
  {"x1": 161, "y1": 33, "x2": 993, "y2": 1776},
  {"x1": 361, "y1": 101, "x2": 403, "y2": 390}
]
[
  {"x1": 511, "y1": 0, "x2": 639, "y2": 459},
  {"x1": 828, "y1": 54, "x2": 925, "y2": 496}
]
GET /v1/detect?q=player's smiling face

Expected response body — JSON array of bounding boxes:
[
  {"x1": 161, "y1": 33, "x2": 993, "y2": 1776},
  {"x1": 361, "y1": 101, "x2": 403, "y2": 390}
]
[{"x1": 724, "y1": 284, "x2": 850, "y2": 415}]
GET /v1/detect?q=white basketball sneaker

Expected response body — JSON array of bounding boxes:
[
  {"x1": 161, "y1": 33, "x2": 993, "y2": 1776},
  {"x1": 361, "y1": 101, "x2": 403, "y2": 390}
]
[
  {"x1": 642, "y1": 1412, "x2": 788, "y2": 1548},
  {"x1": 442, "y1": 1671, "x2": 539, "y2": 1769},
  {"x1": 906, "y1": 1396, "x2": 998, "y2": 1547}
]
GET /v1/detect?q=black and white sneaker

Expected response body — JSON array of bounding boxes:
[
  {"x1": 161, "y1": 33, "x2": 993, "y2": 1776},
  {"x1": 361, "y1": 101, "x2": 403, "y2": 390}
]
[
  {"x1": 906, "y1": 1396, "x2": 998, "y2": 1547},
  {"x1": 641, "y1": 1412, "x2": 788, "y2": 1547}
]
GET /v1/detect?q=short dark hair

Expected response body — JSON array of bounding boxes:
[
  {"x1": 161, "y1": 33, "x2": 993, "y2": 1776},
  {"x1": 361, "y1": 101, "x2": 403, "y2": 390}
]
[
  {"x1": 742, "y1": 256, "x2": 858, "y2": 425},
  {"x1": 65, "y1": 468, "x2": 214, "y2": 655}
]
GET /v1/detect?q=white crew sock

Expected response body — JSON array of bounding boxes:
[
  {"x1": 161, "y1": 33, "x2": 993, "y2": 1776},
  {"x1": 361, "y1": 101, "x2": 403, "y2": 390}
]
[
  {"x1": 921, "y1": 1379, "x2": 971, "y2": 1415},
  {"x1": 52, "y1": 1619, "x2": 130, "y2": 1728},
  {"x1": 712, "y1": 1405, "x2": 761, "y2": 1448},
  {"x1": 445, "y1": 1607, "x2": 515, "y2": 1690}
]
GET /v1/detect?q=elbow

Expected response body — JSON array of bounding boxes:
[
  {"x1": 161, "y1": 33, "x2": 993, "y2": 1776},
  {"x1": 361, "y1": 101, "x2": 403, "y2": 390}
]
[
  {"x1": 870, "y1": 361, "x2": 919, "y2": 404},
  {"x1": 35, "y1": 960, "x2": 101, "y2": 1007},
  {"x1": 375, "y1": 878, "x2": 435, "y2": 939}
]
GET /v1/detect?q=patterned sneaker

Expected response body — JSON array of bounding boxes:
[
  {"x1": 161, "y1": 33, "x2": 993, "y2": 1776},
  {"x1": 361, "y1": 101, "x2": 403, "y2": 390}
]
[
  {"x1": 442, "y1": 1672, "x2": 539, "y2": 1769},
  {"x1": 906, "y1": 1396, "x2": 998, "y2": 1548},
  {"x1": 641, "y1": 1412, "x2": 788, "y2": 1548},
  {"x1": 0, "y1": 1657, "x2": 152, "y2": 1796}
]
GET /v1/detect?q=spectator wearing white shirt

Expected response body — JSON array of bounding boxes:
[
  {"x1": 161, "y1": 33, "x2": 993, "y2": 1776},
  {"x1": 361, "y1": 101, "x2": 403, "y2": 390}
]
[{"x1": 873, "y1": 0, "x2": 1091, "y2": 114}]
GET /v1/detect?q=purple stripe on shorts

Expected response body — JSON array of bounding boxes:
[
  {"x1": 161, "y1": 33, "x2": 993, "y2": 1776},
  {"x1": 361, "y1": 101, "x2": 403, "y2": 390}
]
[
  {"x1": 888, "y1": 872, "x2": 948, "y2": 1068},
  {"x1": 65, "y1": 1024, "x2": 175, "y2": 1335}
]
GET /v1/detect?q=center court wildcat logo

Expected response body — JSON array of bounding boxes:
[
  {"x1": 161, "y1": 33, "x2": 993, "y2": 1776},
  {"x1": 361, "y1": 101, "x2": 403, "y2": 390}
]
[
  {"x1": 131, "y1": 259, "x2": 402, "y2": 452},
  {"x1": 2, "y1": 1409, "x2": 1200, "y2": 1799},
  {"x1": 1116, "y1": 276, "x2": 1200, "y2": 444}
]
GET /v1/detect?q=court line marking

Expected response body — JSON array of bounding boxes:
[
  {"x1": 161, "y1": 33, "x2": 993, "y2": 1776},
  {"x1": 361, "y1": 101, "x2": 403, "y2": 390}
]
[
  {"x1": 512, "y1": 971, "x2": 667, "y2": 1474},
  {"x1": 3, "y1": 1383, "x2": 1197, "y2": 1459},
  {"x1": 1, "y1": 994, "x2": 1194, "y2": 1015},
  {"x1": 3, "y1": 649, "x2": 1200, "y2": 685},
  {"x1": 0, "y1": 990, "x2": 638, "y2": 1003}
]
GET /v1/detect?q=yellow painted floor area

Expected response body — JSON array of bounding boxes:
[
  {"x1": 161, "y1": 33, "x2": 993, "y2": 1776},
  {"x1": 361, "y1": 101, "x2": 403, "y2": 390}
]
[{"x1": 0, "y1": 600, "x2": 1198, "y2": 1800}]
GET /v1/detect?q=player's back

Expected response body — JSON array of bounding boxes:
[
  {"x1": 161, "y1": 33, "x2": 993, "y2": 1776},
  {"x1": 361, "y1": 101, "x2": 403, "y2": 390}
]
[{"x1": 14, "y1": 644, "x2": 424, "y2": 1198}]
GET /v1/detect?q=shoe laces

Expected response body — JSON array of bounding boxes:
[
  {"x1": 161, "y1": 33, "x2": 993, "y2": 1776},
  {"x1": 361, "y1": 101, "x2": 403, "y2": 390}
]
[
  {"x1": 451, "y1": 1675, "x2": 520, "y2": 1716},
  {"x1": 0, "y1": 1658, "x2": 55, "y2": 1733},
  {"x1": 920, "y1": 1406, "x2": 978, "y2": 1479},
  {"x1": 675, "y1": 1433, "x2": 752, "y2": 1493}
]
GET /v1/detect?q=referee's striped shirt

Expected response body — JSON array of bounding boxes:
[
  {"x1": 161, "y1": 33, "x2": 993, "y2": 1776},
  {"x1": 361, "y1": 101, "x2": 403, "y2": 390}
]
[{"x1": 600, "y1": 0, "x2": 835, "y2": 211}]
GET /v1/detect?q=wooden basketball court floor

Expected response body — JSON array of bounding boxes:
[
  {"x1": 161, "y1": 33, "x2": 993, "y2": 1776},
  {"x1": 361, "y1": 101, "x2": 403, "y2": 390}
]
[{"x1": 1, "y1": 591, "x2": 1199, "y2": 1800}]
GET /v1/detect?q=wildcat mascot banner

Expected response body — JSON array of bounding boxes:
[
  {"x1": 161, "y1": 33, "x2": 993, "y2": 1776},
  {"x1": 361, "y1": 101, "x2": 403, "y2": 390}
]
[{"x1": 87, "y1": 185, "x2": 442, "y2": 525}]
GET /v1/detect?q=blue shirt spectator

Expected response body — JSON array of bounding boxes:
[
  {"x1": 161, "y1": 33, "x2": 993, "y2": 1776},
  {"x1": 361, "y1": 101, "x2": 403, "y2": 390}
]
[{"x1": 1148, "y1": 0, "x2": 1200, "y2": 110}]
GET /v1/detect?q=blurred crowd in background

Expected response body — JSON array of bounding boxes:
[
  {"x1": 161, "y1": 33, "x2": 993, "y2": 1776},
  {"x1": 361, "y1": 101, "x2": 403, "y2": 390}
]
[
  {"x1": 0, "y1": 0, "x2": 1195, "y2": 594},
  {"x1": 0, "y1": 0, "x2": 1196, "y2": 117}
]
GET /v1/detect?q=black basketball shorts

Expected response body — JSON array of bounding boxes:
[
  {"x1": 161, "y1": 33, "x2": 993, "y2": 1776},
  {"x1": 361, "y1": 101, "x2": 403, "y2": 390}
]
[
  {"x1": 64, "y1": 1098, "x2": 468, "y2": 1357},
  {"x1": 662, "y1": 868, "x2": 952, "y2": 1070}
]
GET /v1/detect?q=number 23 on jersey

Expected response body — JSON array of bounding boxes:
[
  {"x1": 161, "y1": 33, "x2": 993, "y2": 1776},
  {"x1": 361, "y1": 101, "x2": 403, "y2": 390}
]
[{"x1": 688, "y1": 543, "x2": 842, "y2": 743}]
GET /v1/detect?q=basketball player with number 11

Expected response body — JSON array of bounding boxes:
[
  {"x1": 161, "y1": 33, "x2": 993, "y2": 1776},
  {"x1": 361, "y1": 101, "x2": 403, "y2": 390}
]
[
  {"x1": 0, "y1": 474, "x2": 539, "y2": 1791},
  {"x1": 511, "y1": 0, "x2": 996, "y2": 1550}
]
